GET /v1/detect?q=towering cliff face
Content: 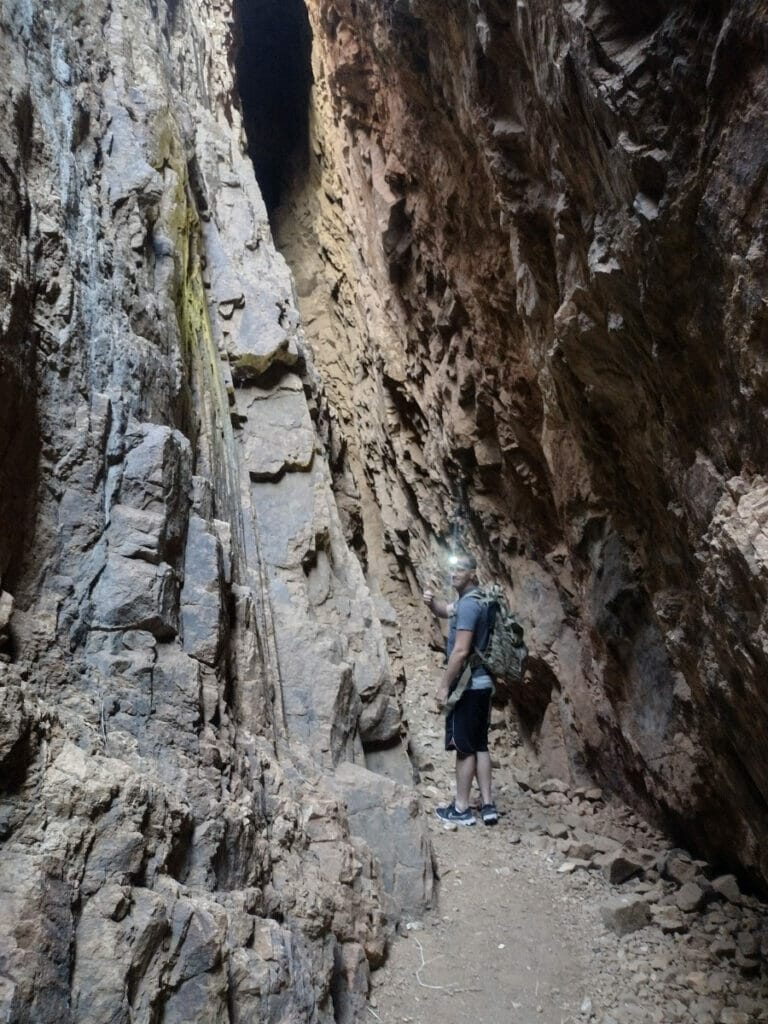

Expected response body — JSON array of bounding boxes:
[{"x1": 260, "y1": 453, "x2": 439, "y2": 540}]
[
  {"x1": 0, "y1": 1, "x2": 432, "y2": 1020},
  {"x1": 275, "y1": 0, "x2": 768, "y2": 888},
  {"x1": 2, "y1": 0, "x2": 767, "y2": 1014}
]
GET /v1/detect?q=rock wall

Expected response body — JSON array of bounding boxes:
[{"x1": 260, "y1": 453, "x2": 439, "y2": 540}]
[
  {"x1": 0, "y1": 0, "x2": 432, "y2": 1020},
  {"x1": 275, "y1": 0, "x2": 768, "y2": 888}
]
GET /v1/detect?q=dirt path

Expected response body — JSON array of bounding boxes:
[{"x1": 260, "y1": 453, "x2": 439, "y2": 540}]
[{"x1": 369, "y1": 596, "x2": 768, "y2": 1024}]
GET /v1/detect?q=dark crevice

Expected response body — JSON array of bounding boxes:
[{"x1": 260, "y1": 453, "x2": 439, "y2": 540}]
[{"x1": 232, "y1": 0, "x2": 313, "y2": 220}]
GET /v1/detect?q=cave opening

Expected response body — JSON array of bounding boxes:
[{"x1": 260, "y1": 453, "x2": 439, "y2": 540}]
[{"x1": 232, "y1": 0, "x2": 313, "y2": 219}]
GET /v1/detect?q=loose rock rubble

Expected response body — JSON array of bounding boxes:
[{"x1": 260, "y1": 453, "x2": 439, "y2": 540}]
[{"x1": 375, "y1": 601, "x2": 768, "y2": 1024}]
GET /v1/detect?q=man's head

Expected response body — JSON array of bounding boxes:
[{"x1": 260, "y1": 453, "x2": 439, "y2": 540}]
[
  {"x1": 450, "y1": 552, "x2": 477, "y2": 594},
  {"x1": 452, "y1": 552, "x2": 476, "y2": 572}
]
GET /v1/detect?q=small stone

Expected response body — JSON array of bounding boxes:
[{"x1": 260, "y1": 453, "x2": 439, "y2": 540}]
[
  {"x1": 585, "y1": 788, "x2": 603, "y2": 801},
  {"x1": 734, "y1": 951, "x2": 759, "y2": 976},
  {"x1": 0, "y1": 591, "x2": 13, "y2": 632},
  {"x1": 544, "y1": 792, "x2": 569, "y2": 806},
  {"x1": 567, "y1": 841, "x2": 597, "y2": 860},
  {"x1": 651, "y1": 906, "x2": 688, "y2": 933},
  {"x1": 600, "y1": 895, "x2": 651, "y2": 935},
  {"x1": 507, "y1": 832, "x2": 521, "y2": 844},
  {"x1": 686, "y1": 972, "x2": 709, "y2": 995},
  {"x1": 603, "y1": 823, "x2": 632, "y2": 844},
  {"x1": 709, "y1": 936, "x2": 736, "y2": 959},
  {"x1": 589, "y1": 833, "x2": 621, "y2": 854},
  {"x1": 690, "y1": 999, "x2": 719, "y2": 1024},
  {"x1": 711, "y1": 875, "x2": 741, "y2": 904},
  {"x1": 735, "y1": 996, "x2": 760, "y2": 1016},
  {"x1": 525, "y1": 833, "x2": 551, "y2": 851},
  {"x1": 631, "y1": 880, "x2": 656, "y2": 895},
  {"x1": 597, "y1": 849, "x2": 647, "y2": 885},
  {"x1": 641, "y1": 883, "x2": 666, "y2": 906},
  {"x1": 676, "y1": 882, "x2": 705, "y2": 913},
  {"x1": 558, "y1": 859, "x2": 592, "y2": 873},
  {"x1": 735, "y1": 930, "x2": 759, "y2": 957},
  {"x1": 719, "y1": 1011, "x2": 750, "y2": 1024},
  {"x1": 546, "y1": 821, "x2": 569, "y2": 839},
  {"x1": 540, "y1": 778, "x2": 569, "y2": 794},
  {"x1": 666, "y1": 855, "x2": 699, "y2": 886},
  {"x1": 706, "y1": 972, "x2": 727, "y2": 995}
]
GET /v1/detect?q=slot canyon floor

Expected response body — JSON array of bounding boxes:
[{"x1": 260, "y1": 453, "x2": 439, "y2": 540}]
[{"x1": 368, "y1": 594, "x2": 768, "y2": 1024}]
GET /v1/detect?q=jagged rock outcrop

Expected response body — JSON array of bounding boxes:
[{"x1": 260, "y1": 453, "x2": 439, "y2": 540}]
[
  {"x1": 0, "y1": 0, "x2": 433, "y2": 1019},
  {"x1": 275, "y1": 0, "x2": 768, "y2": 889}
]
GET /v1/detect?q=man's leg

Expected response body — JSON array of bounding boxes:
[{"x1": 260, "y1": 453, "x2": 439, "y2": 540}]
[
  {"x1": 476, "y1": 751, "x2": 493, "y2": 806},
  {"x1": 454, "y1": 752, "x2": 476, "y2": 811}
]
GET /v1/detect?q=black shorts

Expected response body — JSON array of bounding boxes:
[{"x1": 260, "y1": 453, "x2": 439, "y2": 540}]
[{"x1": 445, "y1": 688, "x2": 492, "y2": 754}]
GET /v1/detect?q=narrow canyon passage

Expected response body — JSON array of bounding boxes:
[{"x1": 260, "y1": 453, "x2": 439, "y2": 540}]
[
  {"x1": 230, "y1": 0, "x2": 768, "y2": 1019},
  {"x1": 1, "y1": 1, "x2": 767, "y2": 1023}
]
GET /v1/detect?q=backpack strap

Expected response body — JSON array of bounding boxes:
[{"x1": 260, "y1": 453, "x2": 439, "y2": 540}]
[{"x1": 442, "y1": 661, "x2": 473, "y2": 715}]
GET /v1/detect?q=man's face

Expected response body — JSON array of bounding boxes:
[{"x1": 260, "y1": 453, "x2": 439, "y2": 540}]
[{"x1": 450, "y1": 562, "x2": 475, "y2": 589}]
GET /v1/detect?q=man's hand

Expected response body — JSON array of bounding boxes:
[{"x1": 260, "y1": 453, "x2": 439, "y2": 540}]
[
  {"x1": 422, "y1": 589, "x2": 434, "y2": 607},
  {"x1": 435, "y1": 684, "x2": 449, "y2": 710}
]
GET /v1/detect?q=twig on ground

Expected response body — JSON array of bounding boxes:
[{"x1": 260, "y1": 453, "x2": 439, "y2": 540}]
[
  {"x1": 413, "y1": 936, "x2": 448, "y2": 991},
  {"x1": 367, "y1": 1008, "x2": 383, "y2": 1022}
]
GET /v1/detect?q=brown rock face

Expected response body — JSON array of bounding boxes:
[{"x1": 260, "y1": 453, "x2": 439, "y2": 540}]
[{"x1": 275, "y1": 0, "x2": 768, "y2": 886}]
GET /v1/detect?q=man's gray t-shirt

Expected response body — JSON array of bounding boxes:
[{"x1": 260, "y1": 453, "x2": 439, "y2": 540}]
[{"x1": 447, "y1": 589, "x2": 494, "y2": 690}]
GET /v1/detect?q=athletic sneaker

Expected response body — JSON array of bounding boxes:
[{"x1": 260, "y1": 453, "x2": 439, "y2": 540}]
[
  {"x1": 435, "y1": 802, "x2": 476, "y2": 827},
  {"x1": 480, "y1": 803, "x2": 499, "y2": 826}
]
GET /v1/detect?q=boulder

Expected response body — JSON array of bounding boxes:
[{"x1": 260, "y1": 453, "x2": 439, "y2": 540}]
[
  {"x1": 675, "y1": 882, "x2": 705, "y2": 913},
  {"x1": 711, "y1": 875, "x2": 742, "y2": 904},
  {"x1": 330, "y1": 762, "x2": 434, "y2": 915},
  {"x1": 665, "y1": 854, "x2": 699, "y2": 886},
  {"x1": 596, "y1": 848, "x2": 650, "y2": 885},
  {"x1": 600, "y1": 896, "x2": 651, "y2": 936}
]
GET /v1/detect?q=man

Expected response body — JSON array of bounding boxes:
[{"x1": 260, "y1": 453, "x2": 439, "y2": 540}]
[{"x1": 423, "y1": 553, "x2": 498, "y2": 826}]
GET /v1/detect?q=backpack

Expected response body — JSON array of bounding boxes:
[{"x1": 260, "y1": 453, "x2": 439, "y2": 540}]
[{"x1": 469, "y1": 583, "x2": 528, "y2": 682}]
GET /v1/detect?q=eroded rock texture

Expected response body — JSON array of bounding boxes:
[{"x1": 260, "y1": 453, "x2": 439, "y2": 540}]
[
  {"x1": 275, "y1": 0, "x2": 768, "y2": 887},
  {"x1": 0, "y1": 0, "x2": 433, "y2": 1020}
]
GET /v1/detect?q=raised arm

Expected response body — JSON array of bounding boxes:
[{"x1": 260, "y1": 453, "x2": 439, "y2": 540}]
[{"x1": 422, "y1": 589, "x2": 455, "y2": 618}]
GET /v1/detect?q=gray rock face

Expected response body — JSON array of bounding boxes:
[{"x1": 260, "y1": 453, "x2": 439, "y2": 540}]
[
  {"x1": 0, "y1": 0, "x2": 432, "y2": 1019},
  {"x1": 330, "y1": 762, "x2": 435, "y2": 916}
]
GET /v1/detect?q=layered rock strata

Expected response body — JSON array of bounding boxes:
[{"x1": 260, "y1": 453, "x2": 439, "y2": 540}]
[
  {"x1": 275, "y1": 0, "x2": 768, "y2": 888},
  {"x1": 0, "y1": 0, "x2": 432, "y2": 1020}
]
